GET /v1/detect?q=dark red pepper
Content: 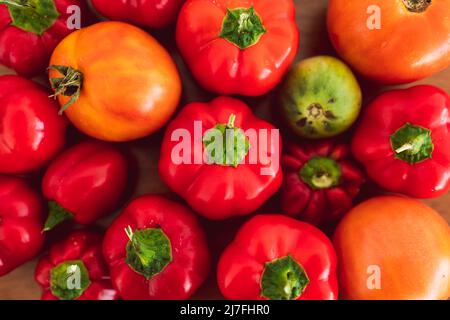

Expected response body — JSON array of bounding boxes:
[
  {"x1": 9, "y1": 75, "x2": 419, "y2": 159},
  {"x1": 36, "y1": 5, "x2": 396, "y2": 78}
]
[
  {"x1": 35, "y1": 229, "x2": 119, "y2": 300},
  {"x1": 103, "y1": 195, "x2": 211, "y2": 300},
  {"x1": 281, "y1": 141, "x2": 365, "y2": 227},
  {"x1": 42, "y1": 141, "x2": 129, "y2": 230},
  {"x1": 0, "y1": 0, "x2": 90, "y2": 77},
  {"x1": 0, "y1": 176, "x2": 45, "y2": 277}
]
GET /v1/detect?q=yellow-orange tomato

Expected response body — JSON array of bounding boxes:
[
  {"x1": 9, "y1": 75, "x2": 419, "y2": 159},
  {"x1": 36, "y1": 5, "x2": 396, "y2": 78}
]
[
  {"x1": 49, "y1": 22, "x2": 181, "y2": 142},
  {"x1": 334, "y1": 196, "x2": 450, "y2": 300},
  {"x1": 327, "y1": 0, "x2": 450, "y2": 84}
]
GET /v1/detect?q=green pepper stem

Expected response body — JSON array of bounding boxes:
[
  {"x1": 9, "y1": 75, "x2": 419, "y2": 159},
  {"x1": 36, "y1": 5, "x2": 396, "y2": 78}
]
[
  {"x1": 390, "y1": 123, "x2": 434, "y2": 164},
  {"x1": 0, "y1": 0, "x2": 34, "y2": 8},
  {"x1": 125, "y1": 226, "x2": 172, "y2": 280},
  {"x1": 395, "y1": 143, "x2": 414, "y2": 154},
  {"x1": 220, "y1": 6, "x2": 266, "y2": 49}
]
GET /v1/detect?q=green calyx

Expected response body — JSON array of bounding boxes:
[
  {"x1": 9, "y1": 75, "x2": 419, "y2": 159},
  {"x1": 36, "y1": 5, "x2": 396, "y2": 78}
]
[
  {"x1": 390, "y1": 123, "x2": 434, "y2": 164},
  {"x1": 220, "y1": 6, "x2": 266, "y2": 50},
  {"x1": 43, "y1": 201, "x2": 74, "y2": 232},
  {"x1": 402, "y1": 0, "x2": 431, "y2": 13},
  {"x1": 49, "y1": 65, "x2": 83, "y2": 115},
  {"x1": 203, "y1": 114, "x2": 250, "y2": 168},
  {"x1": 50, "y1": 260, "x2": 90, "y2": 300},
  {"x1": 300, "y1": 157, "x2": 342, "y2": 190},
  {"x1": 125, "y1": 226, "x2": 172, "y2": 280},
  {"x1": 261, "y1": 255, "x2": 310, "y2": 300},
  {"x1": 0, "y1": 0, "x2": 60, "y2": 35}
]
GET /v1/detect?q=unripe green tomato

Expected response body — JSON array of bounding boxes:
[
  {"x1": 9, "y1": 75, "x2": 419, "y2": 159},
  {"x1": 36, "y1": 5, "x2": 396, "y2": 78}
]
[{"x1": 280, "y1": 56, "x2": 362, "y2": 139}]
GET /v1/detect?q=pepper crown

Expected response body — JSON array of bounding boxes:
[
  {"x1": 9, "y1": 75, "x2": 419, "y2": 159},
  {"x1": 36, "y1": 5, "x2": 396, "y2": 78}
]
[
  {"x1": 261, "y1": 255, "x2": 310, "y2": 300},
  {"x1": 220, "y1": 6, "x2": 266, "y2": 49},
  {"x1": 125, "y1": 226, "x2": 173, "y2": 280}
]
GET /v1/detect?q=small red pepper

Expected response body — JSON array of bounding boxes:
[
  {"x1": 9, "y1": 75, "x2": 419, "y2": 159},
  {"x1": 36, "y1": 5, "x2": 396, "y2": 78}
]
[
  {"x1": 0, "y1": 0, "x2": 90, "y2": 77},
  {"x1": 217, "y1": 215, "x2": 338, "y2": 300},
  {"x1": 281, "y1": 141, "x2": 365, "y2": 227},
  {"x1": 103, "y1": 195, "x2": 211, "y2": 300},
  {"x1": 0, "y1": 176, "x2": 45, "y2": 277},
  {"x1": 176, "y1": 0, "x2": 299, "y2": 96},
  {"x1": 0, "y1": 75, "x2": 67, "y2": 174},
  {"x1": 91, "y1": 0, "x2": 184, "y2": 29},
  {"x1": 159, "y1": 96, "x2": 282, "y2": 220},
  {"x1": 42, "y1": 141, "x2": 129, "y2": 230},
  {"x1": 352, "y1": 85, "x2": 450, "y2": 199},
  {"x1": 35, "y1": 229, "x2": 119, "y2": 300}
]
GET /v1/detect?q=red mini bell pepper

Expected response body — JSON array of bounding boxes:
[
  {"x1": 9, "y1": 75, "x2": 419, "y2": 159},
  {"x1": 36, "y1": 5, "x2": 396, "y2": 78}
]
[
  {"x1": 218, "y1": 215, "x2": 338, "y2": 300},
  {"x1": 103, "y1": 195, "x2": 211, "y2": 300},
  {"x1": 281, "y1": 141, "x2": 365, "y2": 228},
  {"x1": 0, "y1": 75, "x2": 67, "y2": 174},
  {"x1": 159, "y1": 96, "x2": 282, "y2": 220},
  {"x1": 0, "y1": 176, "x2": 45, "y2": 277},
  {"x1": 176, "y1": 0, "x2": 299, "y2": 96},
  {"x1": 0, "y1": 0, "x2": 90, "y2": 77},
  {"x1": 352, "y1": 85, "x2": 450, "y2": 199},
  {"x1": 42, "y1": 141, "x2": 129, "y2": 230},
  {"x1": 91, "y1": 0, "x2": 184, "y2": 29},
  {"x1": 35, "y1": 230, "x2": 119, "y2": 300}
]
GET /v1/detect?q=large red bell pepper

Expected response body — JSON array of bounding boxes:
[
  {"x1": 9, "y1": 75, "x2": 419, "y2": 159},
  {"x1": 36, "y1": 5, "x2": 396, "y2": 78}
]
[
  {"x1": 176, "y1": 0, "x2": 299, "y2": 96},
  {"x1": 103, "y1": 195, "x2": 211, "y2": 300},
  {"x1": 0, "y1": 0, "x2": 90, "y2": 77},
  {"x1": 281, "y1": 140, "x2": 365, "y2": 228},
  {"x1": 35, "y1": 230, "x2": 119, "y2": 300},
  {"x1": 159, "y1": 96, "x2": 282, "y2": 220},
  {"x1": 42, "y1": 140, "x2": 129, "y2": 231},
  {"x1": 218, "y1": 215, "x2": 338, "y2": 300},
  {"x1": 0, "y1": 75, "x2": 67, "y2": 174},
  {"x1": 0, "y1": 176, "x2": 45, "y2": 277},
  {"x1": 352, "y1": 85, "x2": 450, "y2": 199},
  {"x1": 91, "y1": 0, "x2": 184, "y2": 29}
]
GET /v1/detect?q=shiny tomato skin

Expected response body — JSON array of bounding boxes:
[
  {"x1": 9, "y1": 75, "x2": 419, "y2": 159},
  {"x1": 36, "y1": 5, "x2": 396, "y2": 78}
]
[
  {"x1": 49, "y1": 22, "x2": 181, "y2": 142},
  {"x1": 327, "y1": 0, "x2": 450, "y2": 84},
  {"x1": 334, "y1": 196, "x2": 450, "y2": 300}
]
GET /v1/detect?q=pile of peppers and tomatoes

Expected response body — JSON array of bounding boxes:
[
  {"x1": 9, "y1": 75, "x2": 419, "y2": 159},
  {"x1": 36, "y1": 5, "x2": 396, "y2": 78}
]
[{"x1": 0, "y1": 0, "x2": 449, "y2": 302}]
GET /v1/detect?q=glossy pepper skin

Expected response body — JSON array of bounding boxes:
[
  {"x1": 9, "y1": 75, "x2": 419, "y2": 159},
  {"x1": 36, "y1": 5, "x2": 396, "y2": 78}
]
[
  {"x1": 91, "y1": 0, "x2": 184, "y2": 29},
  {"x1": 176, "y1": 0, "x2": 299, "y2": 96},
  {"x1": 159, "y1": 96, "x2": 282, "y2": 220},
  {"x1": 103, "y1": 195, "x2": 211, "y2": 300},
  {"x1": 352, "y1": 85, "x2": 450, "y2": 199},
  {"x1": 281, "y1": 141, "x2": 365, "y2": 228},
  {"x1": 0, "y1": 75, "x2": 67, "y2": 175},
  {"x1": 0, "y1": 176, "x2": 45, "y2": 277},
  {"x1": 0, "y1": 0, "x2": 90, "y2": 77},
  {"x1": 35, "y1": 230, "x2": 119, "y2": 300},
  {"x1": 218, "y1": 215, "x2": 338, "y2": 300},
  {"x1": 42, "y1": 141, "x2": 129, "y2": 230}
]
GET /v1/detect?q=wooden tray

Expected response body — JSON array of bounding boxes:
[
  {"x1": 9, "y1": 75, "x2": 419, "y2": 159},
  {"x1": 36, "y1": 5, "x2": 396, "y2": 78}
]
[{"x1": 0, "y1": 0, "x2": 449, "y2": 300}]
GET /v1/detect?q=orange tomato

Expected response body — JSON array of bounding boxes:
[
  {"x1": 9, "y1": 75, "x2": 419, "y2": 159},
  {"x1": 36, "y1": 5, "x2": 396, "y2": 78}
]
[
  {"x1": 327, "y1": 0, "x2": 450, "y2": 84},
  {"x1": 334, "y1": 196, "x2": 450, "y2": 300},
  {"x1": 49, "y1": 22, "x2": 181, "y2": 142}
]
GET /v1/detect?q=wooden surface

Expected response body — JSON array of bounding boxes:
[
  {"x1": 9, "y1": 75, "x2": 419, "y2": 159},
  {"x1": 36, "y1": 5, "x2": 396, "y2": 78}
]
[{"x1": 0, "y1": 0, "x2": 449, "y2": 300}]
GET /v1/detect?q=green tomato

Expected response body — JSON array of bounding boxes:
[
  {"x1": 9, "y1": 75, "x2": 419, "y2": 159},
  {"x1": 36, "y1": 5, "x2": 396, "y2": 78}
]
[{"x1": 280, "y1": 56, "x2": 362, "y2": 139}]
